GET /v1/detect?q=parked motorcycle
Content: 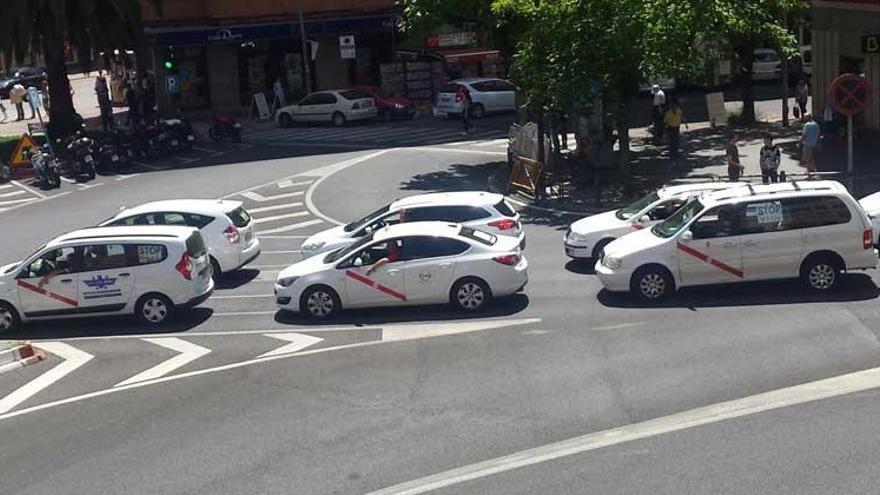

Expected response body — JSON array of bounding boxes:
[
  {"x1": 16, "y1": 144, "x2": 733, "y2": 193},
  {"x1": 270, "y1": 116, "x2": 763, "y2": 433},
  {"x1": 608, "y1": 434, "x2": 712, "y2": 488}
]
[
  {"x1": 27, "y1": 145, "x2": 61, "y2": 189},
  {"x1": 158, "y1": 118, "x2": 196, "y2": 154},
  {"x1": 209, "y1": 114, "x2": 242, "y2": 143},
  {"x1": 60, "y1": 133, "x2": 97, "y2": 181}
]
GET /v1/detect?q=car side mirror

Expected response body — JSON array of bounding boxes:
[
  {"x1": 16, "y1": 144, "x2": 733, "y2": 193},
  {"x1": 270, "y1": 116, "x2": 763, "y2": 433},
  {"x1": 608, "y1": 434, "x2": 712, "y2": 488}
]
[
  {"x1": 680, "y1": 230, "x2": 693, "y2": 242},
  {"x1": 353, "y1": 257, "x2": 364, "y2": 267},
  {"x1": 639, "y1": 215, "x2": 651, "y2": 224}
]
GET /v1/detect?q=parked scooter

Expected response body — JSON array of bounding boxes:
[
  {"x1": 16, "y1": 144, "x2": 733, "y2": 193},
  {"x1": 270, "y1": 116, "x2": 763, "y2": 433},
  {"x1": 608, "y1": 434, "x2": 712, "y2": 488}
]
[
  {"x1": 60, "y1": 132, "x2": 97, "y2": 181},
  {"x1": 209, "y1": 114, "x2": 242, "y2": 142},
  {"x1": 27, "y1": 145, "x2": 61, "y2": 189},
  {"x1": 157, "y1": 118, "x2": 196, "y2": 154}
]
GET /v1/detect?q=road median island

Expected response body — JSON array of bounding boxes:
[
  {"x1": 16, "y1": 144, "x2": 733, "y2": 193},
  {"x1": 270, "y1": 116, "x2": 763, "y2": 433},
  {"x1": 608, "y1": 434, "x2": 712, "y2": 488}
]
[{"x1": 0, "y1": 342, "x2": 46, "y2": 376}]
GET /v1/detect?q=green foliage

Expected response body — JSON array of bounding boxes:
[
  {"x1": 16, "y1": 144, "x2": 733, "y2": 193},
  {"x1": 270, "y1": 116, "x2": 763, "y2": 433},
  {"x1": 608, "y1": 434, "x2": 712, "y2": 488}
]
[{"x1": 397, "y1": 0, "x2": 498, "y2": 40}]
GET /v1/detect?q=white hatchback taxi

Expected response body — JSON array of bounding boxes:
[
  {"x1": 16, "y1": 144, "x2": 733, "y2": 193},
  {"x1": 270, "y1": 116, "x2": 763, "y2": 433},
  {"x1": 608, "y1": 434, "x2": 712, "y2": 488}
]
[
  {"x1": 565, "y1": 182, "x2": 745, "y2": 260},
  {"x1": 301, "y1": 191, "x2": 525, "y2": 257},
  {"x1": 0, "y1": 226, "x2": 214, "y2": 332},
  {"x1": 276, "y1": 222, "x2": 528, "y2": 318},
  {"x1": 596, "y1": 181, "x2": 877, "y2": 301},
  {"x1": 100, "y1": 199, "x2": 260, "y2": 278}
]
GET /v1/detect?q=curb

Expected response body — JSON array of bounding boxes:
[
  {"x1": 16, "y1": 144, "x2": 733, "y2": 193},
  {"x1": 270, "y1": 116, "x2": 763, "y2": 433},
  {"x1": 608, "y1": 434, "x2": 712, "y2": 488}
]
[
  {"x1": 505, "y1": 194, "x2": 604, "y2": 217},
  {"x1": 0, "y1": 343, "x2": 47, "y2": 376}
]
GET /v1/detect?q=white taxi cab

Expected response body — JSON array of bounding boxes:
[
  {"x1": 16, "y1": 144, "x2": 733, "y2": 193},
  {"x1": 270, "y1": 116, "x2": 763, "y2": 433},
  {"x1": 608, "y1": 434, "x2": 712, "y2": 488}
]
[
  {"x1": 276, "y1": 222, "x2": 528, "y2": 318},
  {"x1": 0, "y1": 226, "x2": 214, "y2": 332},
  {"x1": 564, "y1": 182, "x2": 746, "y2": 260},
  {"x1": 300, "y1": 191, "x2": 524, "y2": 257},
  {"x1": 596, "y1": 181, "x2": 877, "y2": 301}
]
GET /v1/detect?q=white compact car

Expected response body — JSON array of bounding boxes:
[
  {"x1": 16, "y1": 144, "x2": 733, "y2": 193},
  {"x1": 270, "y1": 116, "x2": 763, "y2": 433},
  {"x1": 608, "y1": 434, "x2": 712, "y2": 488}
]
[
  {"x1": 753, "y1": 48, "x2": 782, "y2": 80},
  {"x1": 565, "y1": 182, "x2": 746, "y2": 260},
  {"x1": 0, "y1": 226, "x2": 214, "y2": 332},
  {"x1": 276, "y1": 89, "x2": 377, "y2": 127},
  {"x1": 301, "y1": 191, "x2": 525, "y2": 257},
  {"x1": 858, "y1": 191, "x2": 880, "y2": 245},
  {"x1": 276, "y1": 222, "x2": 528, "y2": 318},
  {"x1": 99, "y1": 199, "x2": 260, "y2": 278},
  {"x1": 596, "y1": 181, "x2": 877, "y2": 301},
  {"x1": 436, "y1": 78, "x2": 517, "y2": 118}
]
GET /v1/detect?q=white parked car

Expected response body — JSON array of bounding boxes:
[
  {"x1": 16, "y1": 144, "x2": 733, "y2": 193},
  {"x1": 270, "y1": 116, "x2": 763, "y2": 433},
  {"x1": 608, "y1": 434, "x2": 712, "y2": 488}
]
[
  {"x1": 753, "y1": 48, "x2": 782, "y2": 80},
  {"x1": 0, "y1": 226, "x2": 214, "y2": 332},
  {"x1": 564, "y1": 182, "x2": 746, "y2": 260},
  {"x1": 596, "y1": 181, "x2": 877, "y2": 301},
  {"x1": 301, "y1": 191, "x2": 525, "y2": 257},
  {"x1": 436, "y1": 78, "x2": 517, "y2": 118},
  {"x1": 276, "y1": 89, "x2": 377, "y2": 127},
  {"x1": 858, "y1": 191, "x2": 880, "y2": 245},
  {"x1": 99, "y1": 199, "x2": 260, "y2": 278},
  {"x1": 276, "y1": 222, "x2": 528, "y2": 318}
]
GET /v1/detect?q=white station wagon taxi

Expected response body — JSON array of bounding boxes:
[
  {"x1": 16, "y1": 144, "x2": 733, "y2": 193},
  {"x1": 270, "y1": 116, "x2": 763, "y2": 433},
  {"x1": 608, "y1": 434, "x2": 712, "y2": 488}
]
[
  {"x1": 0, "y1": 226, "x2": 214, "y2": 332},
  {"x1": 276, "y1": 222, "x2": 528, "y2": 318},
  {"x1": 596, "y1": 181, "x2": 877, "y2": 301},
  {"x1": 565, "y1": 182, "x2": 745, "y2": 260}
]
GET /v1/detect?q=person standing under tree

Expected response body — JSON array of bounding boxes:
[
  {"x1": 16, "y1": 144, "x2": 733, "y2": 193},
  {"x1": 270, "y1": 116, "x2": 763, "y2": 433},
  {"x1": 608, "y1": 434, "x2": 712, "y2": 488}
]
[
  {"x1": 651, "y1": 84, "x2": 666, "y2": 144},
  {"x1": 759, "y1": 133, "x2": 781, "y2": 184},
  {"x1": 795, "y1": 78, "x2": 809, "y2": 120},
  {"x1": 664, "y1": 97, "x2": 687, "y2": 159},
  {"x1": 726, "y1": 134, "x2": 744, "y2": 181},
  {"x1": 800, "y1": 114, "x2": 820, "y2": 177}
]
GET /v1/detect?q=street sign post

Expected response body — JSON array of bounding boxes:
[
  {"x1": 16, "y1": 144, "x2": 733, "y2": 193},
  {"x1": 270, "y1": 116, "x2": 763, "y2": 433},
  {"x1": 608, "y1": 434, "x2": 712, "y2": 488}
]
[
  {"x1": 339, "y1": 35, "x2": 356, "y2": 60},
  {"x1": 166, "y1": 75, "x2": 180, "y2": 95},
  {"x1": 827, "y1": 73, "x2": 873, "y2": 174}
]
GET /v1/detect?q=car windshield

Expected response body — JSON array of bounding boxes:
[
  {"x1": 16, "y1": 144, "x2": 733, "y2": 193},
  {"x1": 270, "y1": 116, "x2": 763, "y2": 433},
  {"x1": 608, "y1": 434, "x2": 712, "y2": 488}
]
[
  {"x1": 616, "y1": 192, "x2": 660, "y2": 220},
  {"x1": 755, "y1": 51, "x2": 779, "y2": 62},
  {"x1": 324, "y1": 233, "x2": 375, "y2": 264},
  {"x1": 652, "y1": 199, "x2": 704, "y2": 238},
  {"x1": 344, "y1": 205, "x2": 391, "y2": 232}
]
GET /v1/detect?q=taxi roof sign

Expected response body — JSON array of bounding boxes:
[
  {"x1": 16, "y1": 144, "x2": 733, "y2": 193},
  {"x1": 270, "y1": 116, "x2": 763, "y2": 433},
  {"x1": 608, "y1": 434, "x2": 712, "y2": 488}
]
[{"x1": 8, "y1": 134, "x2": 40, "y2": 167}]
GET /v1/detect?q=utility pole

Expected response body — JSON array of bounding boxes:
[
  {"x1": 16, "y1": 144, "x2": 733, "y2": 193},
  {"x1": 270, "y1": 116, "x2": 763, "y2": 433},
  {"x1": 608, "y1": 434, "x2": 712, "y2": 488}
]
[
  {"x1": 781, "y1": 12, "x2": 790, "y2": 128},
  {"x1": 298, "y1": 0, "x2": 312, "y2": 94}
]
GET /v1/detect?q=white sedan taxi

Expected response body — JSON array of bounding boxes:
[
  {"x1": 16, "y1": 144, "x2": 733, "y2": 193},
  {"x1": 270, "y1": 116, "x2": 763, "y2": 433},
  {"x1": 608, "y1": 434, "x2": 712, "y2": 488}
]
[
  {"x1": 564, "y1": 182, "x2": 746, "y2": 260},
  {"x1": 275, "y1": 222, "x2": 528, "y2": 318}
]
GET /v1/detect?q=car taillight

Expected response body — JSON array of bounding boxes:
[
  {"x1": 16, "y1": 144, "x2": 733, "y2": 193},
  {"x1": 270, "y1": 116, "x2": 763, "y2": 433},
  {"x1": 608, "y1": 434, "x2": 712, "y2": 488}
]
[
  {"x1": 176, "y1": 253, "x2": 193, "y2": 280},
  {"x1": 493, "y1": 254, "x2": 520, "y2": 266},
  {"x1": 224, "y1": 226, "x2": 240, "y2": 244},
  {"x1": 489, "y1": 219, "x2": 518, "y2": 231},
  {"x1": 864, "y1": 229, "x2": 873, "y2": 249},
  {"x1": 455, "y1": 92, "x2": 463, "y2": 102}
]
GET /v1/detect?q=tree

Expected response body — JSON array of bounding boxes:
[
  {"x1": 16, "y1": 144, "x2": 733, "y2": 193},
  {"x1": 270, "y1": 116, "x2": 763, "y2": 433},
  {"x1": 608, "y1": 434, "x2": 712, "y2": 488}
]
[{"x1": 0, "y1": 0, "x2": 160, "y2": 139}]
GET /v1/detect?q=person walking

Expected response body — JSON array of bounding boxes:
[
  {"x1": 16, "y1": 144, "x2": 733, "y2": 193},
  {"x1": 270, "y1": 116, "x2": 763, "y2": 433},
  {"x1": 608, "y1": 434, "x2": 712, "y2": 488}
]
[
  {"x1": 96, "y1": 73, "x2": 114, "y2": 132},
  {"x1": 651, "y1": 84, "x2": 666, "y2": 145},
  {"x1": 0, "y1": 99, "x2": 7, "y2": 122},
  {"x1": 800, "y1": 114, "x2": 821, "y2": 177},
  {"x1": 10, "y1": 82, "x2": 27, "y2": 121},
  {"x1": 726, "y1": 134, "x2": 744, "y2": 181},
  {"x1": 759, "y1": 133, "x2": 781, "y2": 184},
  {"x1": 41, "y1": 80, "x2": 50, "y2": 117},
  {"x1": 795, "y1": 78, "x2": 809, "y2": 120},
  {"x1": 664, "y1": 97, "x2": 687, "y2": 159},
  {"x1": 124, "y1": 81, "x2": 140, "y2": 127},
  {"x1": 460, "y1": 88, "x2": 474, "y2": 135}
]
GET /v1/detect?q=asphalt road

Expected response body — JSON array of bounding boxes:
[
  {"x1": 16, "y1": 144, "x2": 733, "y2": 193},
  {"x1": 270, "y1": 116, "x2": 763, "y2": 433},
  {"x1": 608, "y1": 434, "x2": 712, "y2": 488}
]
[{"x1": 3, "y1": 113, "x2": 880, "y2": 494}]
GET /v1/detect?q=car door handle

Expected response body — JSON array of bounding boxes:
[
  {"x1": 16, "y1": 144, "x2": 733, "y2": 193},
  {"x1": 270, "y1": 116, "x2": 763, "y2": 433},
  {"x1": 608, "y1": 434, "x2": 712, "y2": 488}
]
[
  {"x1": 59, "y1": 278, "x2": 73, "y2": 283},
  {"x1": 438, "y1": 263, "x2": 453, "y2": 268},
  {"x1": 118, "y1": 273, "x2": 131, "y2": 277}
]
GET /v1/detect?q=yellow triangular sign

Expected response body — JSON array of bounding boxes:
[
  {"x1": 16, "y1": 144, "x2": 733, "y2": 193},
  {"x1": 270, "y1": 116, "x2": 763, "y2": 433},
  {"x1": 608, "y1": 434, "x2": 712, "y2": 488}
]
[{"x1": 9, "y1": 134, "x2": 40, "y2": 167}]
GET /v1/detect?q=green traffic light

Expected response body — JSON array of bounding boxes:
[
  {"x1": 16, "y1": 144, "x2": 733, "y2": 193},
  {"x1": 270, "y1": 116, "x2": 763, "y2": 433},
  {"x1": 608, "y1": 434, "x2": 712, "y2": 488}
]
[{"x1": 164, "y1": 60, "x2": 173, "y2": 70}]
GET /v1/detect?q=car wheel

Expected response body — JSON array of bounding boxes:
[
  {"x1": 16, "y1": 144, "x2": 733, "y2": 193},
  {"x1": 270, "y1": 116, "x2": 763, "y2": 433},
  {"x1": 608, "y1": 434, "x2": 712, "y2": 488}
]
[
  {"x1": 631, "y1": 265, "x2": 674, "y2": 302},
  {"x1": 279, "y1": 112, "x2": 293, "y2": 128},
  {"x1": 591, "y1": 238, "x2": 615, "y2": 261},
  {"x1": 471, "y1": 103, "x2": 486, "y2": 119},
  {"x1": 451, "y1": 277, "x2": 492, "y2": 312},
  {"x1": 300, "y1": 286, "x2": 341, "y2": 319},
  {"x1": 332, "y1": 112, "x2": 347, "y2": 127},
  {"x1": 382, "y1": 109, "x2": 393, "y2": 122},
  {"x1": 0, "y1": 301, "x2": 21, "y2": 333},
  {"x1": 136, "y1": 294, "x2": 174, "y2": 325},
  {"x1": 210, "y1": 257, "x2": 223, "y2": 282},
  {"x1": 801, "y1": 254, "x2": 843, "y2": 292}
]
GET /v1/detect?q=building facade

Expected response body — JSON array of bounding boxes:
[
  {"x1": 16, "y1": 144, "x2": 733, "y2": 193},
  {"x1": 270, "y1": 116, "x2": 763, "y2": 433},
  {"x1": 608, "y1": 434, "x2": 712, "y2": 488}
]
[
  {"x1": 811, "y1": 0, "x2": 880, "y2": 130},
  {"x1": 141, "y1": 0, "x2": 396, "y2": 112}
]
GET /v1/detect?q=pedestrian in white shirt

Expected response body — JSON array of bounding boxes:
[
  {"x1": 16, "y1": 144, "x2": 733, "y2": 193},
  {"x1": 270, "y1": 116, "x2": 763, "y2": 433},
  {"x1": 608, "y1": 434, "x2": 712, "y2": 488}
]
[
  {"x1": 10, "y1": 83, "x2": 27, "y2": 121},
  {"x1": 651, "y1": 84, "x2": 666, "y2": 144}
]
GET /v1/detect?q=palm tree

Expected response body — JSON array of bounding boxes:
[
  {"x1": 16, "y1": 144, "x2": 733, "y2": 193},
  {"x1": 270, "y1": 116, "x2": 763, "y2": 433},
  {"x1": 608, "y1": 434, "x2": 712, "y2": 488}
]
[{"x1": 0, "y1": 0, "x2": 161, "y2": 138}]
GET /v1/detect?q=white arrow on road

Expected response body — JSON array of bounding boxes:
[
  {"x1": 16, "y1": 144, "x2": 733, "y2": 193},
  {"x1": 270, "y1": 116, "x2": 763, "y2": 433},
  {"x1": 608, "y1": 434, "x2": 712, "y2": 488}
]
[
  {"x1": 381, "y1": 318, "x2": 542, "y2": 342},
  {"x1": 242, "y1": 190, "x2": 304, "y2": 202},
  {"x1": 0, "y1": 342, "x2": 94, "y2": 414},
  {"x1": 116, "y1": 338, "x2": 211, "y2": 387},
  {"x1": 259, "y1": 333, "x2": 324, "y2": 357}
]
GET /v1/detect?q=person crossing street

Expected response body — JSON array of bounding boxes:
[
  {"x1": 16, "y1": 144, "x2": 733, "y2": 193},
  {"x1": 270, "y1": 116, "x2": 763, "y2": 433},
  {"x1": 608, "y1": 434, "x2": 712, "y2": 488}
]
[{"x1": 759, "y1": 133, "x2": 781, "y2": 184}]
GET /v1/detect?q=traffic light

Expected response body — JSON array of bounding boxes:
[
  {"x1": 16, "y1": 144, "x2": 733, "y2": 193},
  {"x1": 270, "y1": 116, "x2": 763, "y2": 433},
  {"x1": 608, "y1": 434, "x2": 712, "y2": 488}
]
[{"x1": 163, "y1": 49, "x2": 178, "y2": 74}]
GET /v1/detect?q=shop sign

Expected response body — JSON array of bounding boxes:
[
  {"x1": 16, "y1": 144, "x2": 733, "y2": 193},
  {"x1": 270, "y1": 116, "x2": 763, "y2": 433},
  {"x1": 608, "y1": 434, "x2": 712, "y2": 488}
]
[
  {"x1": 339, "y1": 35, "x2": 356, "y2": 60},
  {"x1": 208, "y1": 28, "x2": 243, "y2": 43},
  {"x1": 165, "y1": 75, "x2": 180, "y2": 94},
  {"x1": 862, "y1": 34, "x2": 880, "y2": 54},
  {"x1": 426, "y1": 32, "x2": 477, "y2": 49}
]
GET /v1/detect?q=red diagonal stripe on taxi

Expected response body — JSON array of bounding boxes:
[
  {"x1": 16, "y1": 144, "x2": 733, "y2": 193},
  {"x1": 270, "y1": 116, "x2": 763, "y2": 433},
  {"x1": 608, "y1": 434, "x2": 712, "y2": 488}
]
[
  {"x1": 17, "y1": 280, "x2": 79, "y2": 306},
  {"x1": 345, "y1": 270, "x2": 407, "y2": 301},
  {"x1": 676, "y1": 242, "x2": 744, "y2": 278}
]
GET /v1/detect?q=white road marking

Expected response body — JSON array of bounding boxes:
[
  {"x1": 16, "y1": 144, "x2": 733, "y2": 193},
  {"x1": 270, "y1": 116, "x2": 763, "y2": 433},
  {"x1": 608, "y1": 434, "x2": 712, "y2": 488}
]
[
  {"x1": 59, "y1": 176, "x2": 76, "y2": 183},
  {"x1": 0, "y1": 189, "x2": 26, "y2": 198},
  {"x1": 252, "y1": 210, "x2": 309, "y2": 224},
  {"x1": 258, "y1": 219, "x2": 323, "y2": 235},
  {"x1": 11, "y1": 180, "x2": 47, "y2": 199},
  {"x1": 35, "y1": 326, "x2": 376, "y2": 342},
  {"x1": 0, "y1": 197, "x2": 39, "y2": 207},
  {"x1": 0, "y1": 342, "x2": 93, "y2": 414},
  {"x1": 133, "y1": 161, "x2": 167, "y2": 171},
  {"x1": 259, "y1": 235, "x2": 309, "y2": 239},
  {"x1": 115, "y1": 338, "x2": 212, "y2": 387},
  {"x1": 277, "y1": 179, "x2": 313, "y2": 189},
  {"x1": 210, "y1": 294, "x2": 272, "y2": 300},
  {"x1": 0, "y1": 184, "x2": 11, "y2": 190},
  {"x1": 248, "y1": 202, "x2": 304, "y2": 213},
  {"x1": 213, "y1": 310, "x2": 278, "y2": 316},
  {"x1": 262, "y1": 250, "x2": 301, "y2": 254},
  {"x1": 410, "y1": 146, "x2": 506, "y2": 156},
  {"x1": 242, "y1": 190, "x2": 304, "y2": 202},
  {"x1": 382, "y1": 319, "x2": 540, "y2": 342},
  {"x1": 114, "y1": 173, "x2": 139, "y2": 181},
  {"x1": 259, "y1": 333, "x2": 324, "y2": 357},
  {"x1": 475, "y1": 138, "x2": 509, "y2": 147},
  {"x1": 591, "y1": 322, "x2": 647, "y2": 331},
  {"x1": 0, "y1": 319, "x2": 540, "y2": 421},
  {"x1": 297, "y1": 149, "x2": 393, "y2": 179}
]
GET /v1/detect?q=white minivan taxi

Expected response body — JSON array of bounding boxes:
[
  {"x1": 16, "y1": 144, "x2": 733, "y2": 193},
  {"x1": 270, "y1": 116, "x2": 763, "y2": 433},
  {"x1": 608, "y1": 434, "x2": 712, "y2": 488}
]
[
  {"x1": 0, "y1": 226, "x2": 214, "y2": 332},
  {"x1": 301, "y1": 191, "x2": 524, "y2": 257},
  {"x1": 276, "y1": 222, "x2": 528, "y2": 318},
  {"x1": 596, "y1": 181, "x2": 877, "y2": 301},
  {"x1": 565, "y1": 182, "x2": 746, "y2": 260},
  {"x1": 99, "y1": 199, "x2": 260, "y2": 278}
]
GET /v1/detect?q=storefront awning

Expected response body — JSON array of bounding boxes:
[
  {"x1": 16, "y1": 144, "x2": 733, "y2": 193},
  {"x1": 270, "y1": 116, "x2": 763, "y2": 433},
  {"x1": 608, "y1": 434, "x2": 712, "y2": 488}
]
[{"x1": 438, "y1": 47, "x2": 500, "y2": 64}]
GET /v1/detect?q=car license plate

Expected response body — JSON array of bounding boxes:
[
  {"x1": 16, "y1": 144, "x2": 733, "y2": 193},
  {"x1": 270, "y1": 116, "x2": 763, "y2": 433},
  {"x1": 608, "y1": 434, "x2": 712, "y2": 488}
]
[
  {"x1": 111, "y1": 155, "x2": 119, "y2": 162},
  {"x1": 187, "y1": 135, "x2": 195, "y2": 141},
  {"x1": 171, "y1": 139, "x2": 179, "y2": 146}
]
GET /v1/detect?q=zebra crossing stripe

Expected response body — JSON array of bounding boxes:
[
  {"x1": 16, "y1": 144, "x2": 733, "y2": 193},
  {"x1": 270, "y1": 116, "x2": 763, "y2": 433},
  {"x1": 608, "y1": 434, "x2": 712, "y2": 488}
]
[{"x1": 258, "y1": 219, "x2": 324, "y2": 235}]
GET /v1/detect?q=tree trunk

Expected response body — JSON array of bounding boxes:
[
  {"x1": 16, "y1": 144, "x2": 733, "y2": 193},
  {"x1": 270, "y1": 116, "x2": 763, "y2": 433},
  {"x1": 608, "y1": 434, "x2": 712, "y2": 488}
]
[
  {"x1": 536, "y1": 105, "x2": 546, "y2": 200},
  {"x1": 615, "y1": 98, "x2": 631, "y2": 180},
  {"x1": 739, "y1": 46, "x2": 756, "y2": 124},
  {"x1": 42, "y1": 14, "x2": 78, "y2": 141}
]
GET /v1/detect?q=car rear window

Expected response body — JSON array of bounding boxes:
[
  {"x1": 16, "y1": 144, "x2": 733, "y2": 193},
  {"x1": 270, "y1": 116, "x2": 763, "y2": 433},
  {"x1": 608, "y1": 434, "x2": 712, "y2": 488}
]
[
  {"x1": 459, "y1": 226, "x2": 497, "y2": 246},
  {"x1": 494, "y1": 200, "x2": 516, "y2": 217},
  {"x1": 441, "y1": 83, "x2": 463, "y2": 93},
  {"x1": 132, "y1": 244, "x2": 168, "y2": 266},
  {"x1": 226, "y1": 207, "x2": 251, "y2": 228},
  {"x1": 186, "y1": 232, "x2": 207, "y2": 258},
  {"x1": 340, "y1": 90, "x2": 371, "y2": 100}
]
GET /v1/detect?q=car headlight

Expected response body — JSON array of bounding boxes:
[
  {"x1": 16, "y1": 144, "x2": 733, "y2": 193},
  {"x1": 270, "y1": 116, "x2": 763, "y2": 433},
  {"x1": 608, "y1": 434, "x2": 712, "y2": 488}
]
[
  {"x1": 301, "y1": 241, "x2": 325, "y2": 252},
  {"x1": 602, "y1": 256, "x2": 622, "y2": 270},
  {"x1": 566, "y1": 229, "x2": 586, "y2": 243},
  {"x1": 277, "y1": 276, "x2": 299, "y2": 287},
  {"x1": 394, "y1": 103, "x2": 404, "y2": 109}
]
